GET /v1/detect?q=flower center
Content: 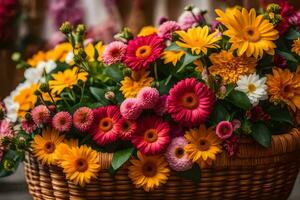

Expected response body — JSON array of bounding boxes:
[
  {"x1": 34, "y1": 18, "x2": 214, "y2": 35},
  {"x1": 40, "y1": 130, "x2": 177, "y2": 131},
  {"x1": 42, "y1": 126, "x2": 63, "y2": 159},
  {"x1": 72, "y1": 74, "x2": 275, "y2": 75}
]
[
  {"x1": 135, "y1": 45, "x2": 152, "y2": 59},
  {"x1": 111, "y1": 48, "x2": 120, "y2": 57},
  {"x1": 75, "y1": 158, "x2": 88, "y2": 172},
  {"x1": 244, "y1": 27, "x2": 261, "y2": 42},
  {"x1": 144, "y1": 129, "x2": 158, "y2": 143},
  {"x1": 175, "y1": 147, "x2": 185, "y2": 159},
  {"x1": 248, "y1": 83, "x2": 256, "y2": 93},
  {"x1": 142, "y1": 161, "x2": 157, "y2": 177},
  {"x1": 79, "y1": 113, "x2": 88, "y2": 123},
  {"x1": 181, "y1": 92, "x2": 199, "y2": 109},
  {"x1": 43, "y1": 141, "x2": 55, "y2": 154},
  {"x1": 99, "y1": 117, "x2": 113, "y2": 132},
  {"x1": 198, "y1": 139, "x2": 210, "y2": 151},
  {"x1": 121, "y1": 120, "x2": 130, "y2": 132}
]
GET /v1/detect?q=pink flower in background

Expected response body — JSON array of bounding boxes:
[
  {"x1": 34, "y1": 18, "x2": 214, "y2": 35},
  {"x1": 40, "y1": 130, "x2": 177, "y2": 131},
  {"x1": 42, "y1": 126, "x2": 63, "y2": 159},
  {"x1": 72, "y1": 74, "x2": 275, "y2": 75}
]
[
  {"x1": 223, "y1": 136, "x2": 240, "y2": 157},
  {"x1": 165, "y1": 137, "x2": 193, "y2": 171},
  {"x1": 73, "y1": 107, "x2": 94, "y2": 132},
  {"x1": 31, "y1": 105, "x2": 51, "y2": 125},
  {"x1": 0, "y1": 119, "x2": 14, "y2": 139},
  {"x1": 21, "y1": 120, "x2": 37, "y2": 134},
  {"x1": 158, "y1": 21, "x2": 181, "y2": 40},
  {"x1": 0, "y1": 143, "x2": 3, "y2": 162},
  {"x1": 167, "y1": 78, "x2": 215, "y2": 127},
  {"x1": 124, "y1": 34, "x2": 165, "y2": 71},
  {"x1": 89, "y1": 106, "x2": 121, "y2": 145},
  {"x1": 136, "y1": 87, "x2": 159, "y2": 109},
  {"x1": 120, "y1": 98, "x2": 142, "y2": 120},
  {"x1": 115, "y1": 118, "x2": 137, "y2": 140},
  {"x1": 52, "y1": 111, "x2": 72, "y2": 132},
  {"x1": 216, "y1": 121, "x2": 233, "y2": 140},
  {"x1": 132, "y1": 115, "x2": 170, "y2": 155},
  {"x1": 154, "y1": 95, "x2": 168, "y2": 116},
  {"x1": 231, "y1": 119, "x2": 241, "y2": 131},
  {"x1": 178, "y1": 7, "x2": 204, "y2": 30},
  {"x1": 102, "y1": 41, "x2": 127, "y2": 65}
]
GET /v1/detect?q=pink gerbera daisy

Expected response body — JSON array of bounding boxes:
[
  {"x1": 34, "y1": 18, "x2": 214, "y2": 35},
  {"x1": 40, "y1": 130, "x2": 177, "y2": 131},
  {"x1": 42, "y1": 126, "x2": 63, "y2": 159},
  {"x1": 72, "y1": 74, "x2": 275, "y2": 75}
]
[
  {"x1": 73, "y1": 107, "x2": 94, "y2": 132},
  {"x1": 120, "y1": 98, "x2": 142, "y2": 120},
  {"x1": 165, "y1": 137, "x2": 193, "y2": 171},
  {"x1": 0, "y1": 119, "x2": 14, "y2": 139},
  {"x1": 124, "y1": 34, "x2": 165, "y2": 71},
  {"x1": 115, "y1": 118, "x2": 137, "y2": 140},
  {"x1": 21, "y1": 120, "x2": 37, "y2": 134},
  {"x1": 52, "y1": 111, "x2": 72, "y2": 132},
  {"x1": 31, "y1": 105, "x2": 51, "y2": 125},
  {"x1": 216, "y1": 121, "x2": 233, "y2": 140},
  {"x1": 102, "y1": 41, "x2": 127, "y2": 65},
  {"x1": 158, "y1": 21, "x2": 181, "y2": 40},
  {"x1": 89, "y1": 105, "x2": 121, "y2": 145},
  {"x1": 132, "y1": 115, "x2": 170, "y2": 155},
  {"x1": 136, "y1": 87, "x2": 159, "y2": 109},
  {"x1": 167, "y1": 78, "x2": 215, "y2": 127}
]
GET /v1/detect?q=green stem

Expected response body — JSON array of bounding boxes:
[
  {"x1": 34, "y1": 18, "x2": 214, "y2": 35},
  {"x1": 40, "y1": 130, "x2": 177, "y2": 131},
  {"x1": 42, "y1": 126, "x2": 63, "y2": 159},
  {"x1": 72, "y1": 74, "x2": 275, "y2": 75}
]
[
  {"x1": 154, "y1": 62, "x2": 158, "y2": 81},
  {"x1": 165, "y1": 74, "x2": 172, "y2": 86}
]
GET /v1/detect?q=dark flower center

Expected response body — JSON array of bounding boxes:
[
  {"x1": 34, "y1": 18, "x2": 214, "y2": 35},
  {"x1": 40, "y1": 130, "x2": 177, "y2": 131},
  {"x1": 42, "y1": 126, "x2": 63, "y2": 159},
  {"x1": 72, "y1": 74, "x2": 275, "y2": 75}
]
[
  {"x1": 75, "y1": 158, "x2": 88, "y2": 172},
  {"x1": 99, "y1": 117, "x2": 113, "y2": 132},
  {"x1": 142, "y1": 161, "x2": 157, "y2": 177},
  {"x1": 44, "y1": 141, "x2": 55, "y2": 153},
  {"x1": 144, "y1": 129, "x2": 158, "y2": 143}
]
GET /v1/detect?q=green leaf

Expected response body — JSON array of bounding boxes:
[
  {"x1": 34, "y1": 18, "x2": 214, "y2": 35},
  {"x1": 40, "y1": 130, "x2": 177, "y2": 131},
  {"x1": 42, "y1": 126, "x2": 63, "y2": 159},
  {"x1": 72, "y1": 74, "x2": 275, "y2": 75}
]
[
  {"x1": 266, "y1": 105, "x2": 293, "y2": 125},
  {"x1": 111, "y1": 147, "x2": 134, "y2": 170},
  {"x1": 104, "y1": 64, "x2": 123, "y2": 82},
  {"x1": 285, "y1": 28, "x2": 300, "y2": 40},
  {"x1": 209, "y1": 102, "x2": 230, "y2": 125},
  {"x1": 277, "y1": 50, "x2": 298, "y2": 63},
  {"x1": 177, "y1": 164, "x2": 201, "y2": 183},
  {"x1": 165, "y1": 42, "x2": 183, "y2": 51},
  {"x1": 177, "y1": 53, "x2": 200, "y2": 73},
  {"x1": 0, "y1": 150, "x2": 22, "y2": 177},
  {"x1": 227, "y1": 90, "x2": 251, "y2": 110},
  {"x1": 251, "y1": 122, "x2": 272, "y2": 148}
]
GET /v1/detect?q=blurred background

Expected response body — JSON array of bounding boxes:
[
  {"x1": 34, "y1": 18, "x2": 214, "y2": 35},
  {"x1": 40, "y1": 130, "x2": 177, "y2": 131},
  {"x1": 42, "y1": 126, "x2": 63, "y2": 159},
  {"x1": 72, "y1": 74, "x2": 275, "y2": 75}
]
[{"x1": 0, "y1": 0, "x2": 299, "y2": 199}]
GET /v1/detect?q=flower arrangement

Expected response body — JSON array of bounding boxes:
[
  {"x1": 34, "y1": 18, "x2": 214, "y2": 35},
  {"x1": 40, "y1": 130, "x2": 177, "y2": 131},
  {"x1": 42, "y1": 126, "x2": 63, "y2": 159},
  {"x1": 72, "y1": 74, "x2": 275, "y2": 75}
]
[{"x1": 0, "y1": 2, "x2": 300, "y2": 192}]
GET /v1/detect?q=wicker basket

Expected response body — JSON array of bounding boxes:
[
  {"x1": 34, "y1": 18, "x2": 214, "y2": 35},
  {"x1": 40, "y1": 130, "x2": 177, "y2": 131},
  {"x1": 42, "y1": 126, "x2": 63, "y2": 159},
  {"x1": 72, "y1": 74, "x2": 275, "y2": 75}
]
[{"x1": 24, "y1": 128, "x2": 300, "y2": 200}]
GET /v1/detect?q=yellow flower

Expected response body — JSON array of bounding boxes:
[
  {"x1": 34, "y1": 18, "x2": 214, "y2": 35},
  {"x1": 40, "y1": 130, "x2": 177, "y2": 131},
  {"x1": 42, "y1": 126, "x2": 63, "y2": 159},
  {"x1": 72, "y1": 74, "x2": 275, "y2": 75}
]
[
  {"x1": 194, "y1": 59, "x2": 204, "y2": 73},
  {"x1": 46, "y1": 42, "x2": 73, "y2": 62},
  {"x1": 60, "y1": 145, "x2": 100, "y2": 187},
  {"x1": 266, "y1": 68, "x2": 300, "y2": 112},
  {"x1": 138, "y1": 26, "x2": 157, "y2": 37},
  {"x1": 291, "y1": 38, "x2": 300, "y2": 56},
  {"x1": 49, "y1": 67, "x2": 88, "y2": 94},
  {"x1": 161, "y1": 50, "x2": 185, "y2": 66},
  {"x1": 32, "y1": 129, "x2": 64, "y2": 165},
  {"x1": 215, "y1": 8, "x2": 279, "y2": 58},
  {"x1": 14, "y1": 83, "x2": 39, "y2": 118},
  {"x1": 85, "y1": 41, "x2": 105, "y2": 62},
  {"x1": 209, "y1": 51, "x2": 257, "y2": 84},
  {"x1": 128, "y1": 152, "x2": 170, "y2": 192},
  {"x1": 54, "y1": 139, "x2": 79, "y2": 164},
  {"x1": 120, "y1": 69, "x2": 154, "y2": 98},
  {"x1": 175, "y1": 26, "x2": 221, "y2": 55},
  {"x1": 27, "y1": 51, "x2": 48, "y2": 67},
  {"x1": 185, "y1": 125, "x2": 222, "y2": 168}
]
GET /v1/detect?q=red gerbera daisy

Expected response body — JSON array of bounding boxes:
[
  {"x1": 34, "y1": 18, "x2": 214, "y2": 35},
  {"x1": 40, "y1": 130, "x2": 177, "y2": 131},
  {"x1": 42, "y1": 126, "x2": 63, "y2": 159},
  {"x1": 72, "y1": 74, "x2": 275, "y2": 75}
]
[
  {"x1": 132, "y1": 115, "x2": 170, "y2": 155},
  {"x1": 167, "y1": 78, "x2": 215, "y2": 126},
  {"x1": 115, "y1": 118, "x2": 137, "y2": 140},
  {"x1": 124, "y1": 34, "x2": 165, "y2": 71},
  {"x1": 89, "y1": 105, "x2": 121, "y2": 145}
]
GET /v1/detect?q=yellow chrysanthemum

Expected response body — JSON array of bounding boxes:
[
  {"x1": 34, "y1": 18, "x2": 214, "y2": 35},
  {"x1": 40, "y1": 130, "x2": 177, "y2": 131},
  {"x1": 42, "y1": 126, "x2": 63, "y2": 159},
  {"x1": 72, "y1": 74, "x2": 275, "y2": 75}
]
[
  {"x1": 266, "y1": 68, "x2": 300, "y2": 112},
  {"x1": 14, "y1": 83, "x2": 39, "y2": 118},
  {"x1": 85, "y1": 41, "x2": 105, "y2": 62},
  {"x1": 49, "y1": 67, "x2": 88, "y2": 95},
  {"x1": 60, "y1": 145, "x2": 100, "y2": 187},
  {"x1": 27, "y1": 51, "x2": 48, "y2": 67},
  {"x1": 175, "y1": 26, "x2": 221, "y2": 55},
  {"x1": 291, "y1": 38, "x2": 300, "y2": 56},
  {"x1": 138, "y1": 26, "x2": 157, "y2": 37},
  {"x1": 46, "y1": 42, "x2": 73, "y2": 62},
  {"x1": 185, "y1": 125, "x2": 222, "y2": 168},
  {"x1": 32, "y1": 129, "x2": 64, "y2": 165},
  {"x1": 128, "y1": 152, "x2": 170, "y2": 192},
  {"x1": 209, "y1": 51, "x2": 257, "y2": 84},
  {"x1": 161, "y1": 50, "x2": 185, "y2": 66},
  {"x1": 215, "y1": 8, "x2": 279, "y2": 58},
  {"x1": 120, "y1": 69, "x2": 154, "y2": 98}
]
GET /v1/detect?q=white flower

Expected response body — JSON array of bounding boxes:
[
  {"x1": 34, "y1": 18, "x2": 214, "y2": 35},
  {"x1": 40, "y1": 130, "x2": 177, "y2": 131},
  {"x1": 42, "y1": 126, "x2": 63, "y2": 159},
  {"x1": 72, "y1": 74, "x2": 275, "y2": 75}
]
[
  {"x1": 235, "y1": 73, "x2": 268, "y2": 105},
  {"x1": 24, "y1": 67, "x2": 44, "y2": 84},
  {"x1": 65, "y1": 51, "x2": 74, "y2": 64},
  {"x1": 37, "y1": 60, "x2": 57, "y2": 73}
]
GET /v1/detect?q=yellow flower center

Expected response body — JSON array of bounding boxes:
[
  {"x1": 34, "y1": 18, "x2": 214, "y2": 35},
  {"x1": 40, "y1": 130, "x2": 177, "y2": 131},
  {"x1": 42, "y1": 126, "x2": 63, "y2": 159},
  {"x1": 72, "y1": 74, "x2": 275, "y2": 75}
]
[
  {"x1": 99, "y1": 117, "x2": 113, "y2": 132},
  {"x1": 181, "y1": 92, "x2": 199, "y2": 109},
  {"x1": 135, "y1": 45, "x2": 152, "y2": 59},
  {"x1": 244, "y1": 27, "x2": 261, "y2": 42},
  {"x1": 43, "y1": 141, "x2": 55, "y2": 154},
  {"x1": 198, "y1": 139, "x2": 211, "y2": 151},
  {"x1": 175, "y1": 147, "x2": 185, "y2": 159},
  {"x1": 75, "y1": 158, "x2": 88, "y2": 172},
  {"x1": 144, "y1": 129, "x2": 158, "y2": 143},
  {"x1": 248, "y1": 83, "x2": 256, "y2": 92},
  {"x1": 142, "y1": 161, "x2": 157, "y2": 177}
]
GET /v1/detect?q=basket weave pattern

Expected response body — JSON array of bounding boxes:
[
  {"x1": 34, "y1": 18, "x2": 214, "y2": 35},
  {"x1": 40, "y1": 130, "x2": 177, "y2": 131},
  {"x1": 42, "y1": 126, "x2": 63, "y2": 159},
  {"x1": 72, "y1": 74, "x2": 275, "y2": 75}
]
[{"x1": 24, "y1": 129, "x2": 300, "y2": 200}]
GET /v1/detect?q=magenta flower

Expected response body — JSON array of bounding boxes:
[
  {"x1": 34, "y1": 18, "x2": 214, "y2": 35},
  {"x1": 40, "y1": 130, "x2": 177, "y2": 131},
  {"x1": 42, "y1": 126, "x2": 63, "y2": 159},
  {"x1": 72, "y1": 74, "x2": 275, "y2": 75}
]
[
  {"x1": 158, "y1": 21, "x2": 180, "y2": 40},
  {"x1": 136, "y1": 87, "x2": 159, "y2": 109},
  {"x1": 102, "y1": 41, "x2": 127, "y2": 65},
  {"x1": 52, "y1": 111, "x2": 72, "y2": 132},
  {"x1": 73, "y1": 107, "x2": 94, "y2": 132},
  {"x1": 216, "y1": 121, "x2": 233, "y2": 140},
  {"x1": 31, "y1": 105, "x2": 51, "y2": 125},
  {"x1": 120, "y1": 98, "x2": 142, "y2": 120}
]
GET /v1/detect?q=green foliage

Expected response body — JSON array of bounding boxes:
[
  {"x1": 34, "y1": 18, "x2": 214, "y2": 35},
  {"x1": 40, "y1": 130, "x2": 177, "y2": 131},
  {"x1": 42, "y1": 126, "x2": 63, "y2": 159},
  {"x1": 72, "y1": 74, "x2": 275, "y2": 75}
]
[
  {"x1": 104, "y1": 64, "x2": 123, "y2": 82},
  {"x1": 285, "y1": 28, "x2": 300, "y2": 40},
  {"x1": 177, "y1": 53, "x2": 200, "y2": 73},
  {"x1": 0, "y1": 150, "x2": 22, "y2": 177},
  {"x1": 89, "y1": 87, "x2": 109, "y2": 105},
  {"x1": 251, "y1": 122, "x2": 272, "y2": 148},
  {"x1": 209, "y1": 102, "x2": 230, "y2": 125},
  {"x1": 226, "y1": 90, "x2": 252, "y2": 110},
  {"x1": 177, "y1": 164, "x2": 201, "y2": 183},
  {"x1": 277, "y1": 50, "x2": 298, "y2": 63},
  {"x1": 266, "y1": 105, "x2": 293, "y2": 125},
  {"x1": 111, "y1": 147, "x2": 134, "y2": 170}
]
